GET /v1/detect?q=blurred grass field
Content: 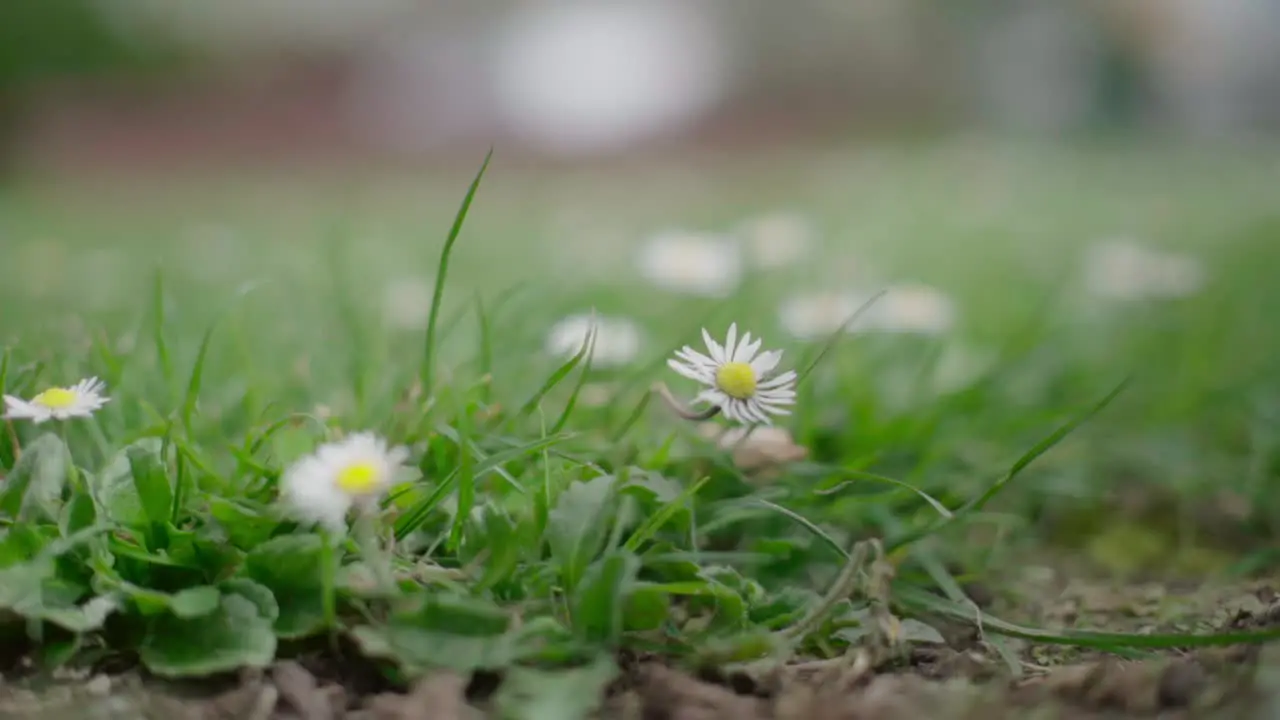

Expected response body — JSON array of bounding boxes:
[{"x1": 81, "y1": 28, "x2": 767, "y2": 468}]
[
  {"x1": 5, "y1": 140, "x2": 1280, "y2": 536},
  {"x1": 3, "y1": 139, "x2": 1280, "y2": 715}
]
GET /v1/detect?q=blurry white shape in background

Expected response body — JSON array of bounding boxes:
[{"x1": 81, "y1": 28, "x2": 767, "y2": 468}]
[
  {"x1": 636, "y1": 230, "x2": 743, "y2": 297},
  {"x1": 1084, "y1": 239, "x2": 1205, "y2": 300},
  {"x1": 778, "y1": 291, "x2": 870, "y2": 341},
  {"x1": 739, "y1": 211, "x2": 815, "y2": 269},
  {"x1": 382, "y1": 276, "x2": 434, "y2": 331},
  {"x1": 490, "y1": 0, "x2": 730, "y2": 155},
  {"x1": 545, "y1": 313, "x2": 643, "y2": 368},
  {"x1": 861, "y1": 283, "x2": 957, "y2": 335}
]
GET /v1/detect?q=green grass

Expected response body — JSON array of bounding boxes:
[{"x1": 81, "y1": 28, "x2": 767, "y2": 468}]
[{"x1": 1, "y1": 140, "x2": 1280, "y2": 708}]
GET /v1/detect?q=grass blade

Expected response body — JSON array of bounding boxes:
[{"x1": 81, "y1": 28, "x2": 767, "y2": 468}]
[
  {"x1": 897, "y1": 584, "x2": 1280, "y2": 650},
  {"x1": 623, "y1": 476, "x2": 708, "y2": 553},
  {"x1": 815, "y1": 468, "x2": 953, "y2": 519},
  {"x1": 512, "y1": 332, "x2": 592, "y2": 424},
  {"x1": 449, "y1": 402, "x2": 475, "y2": 549},
  {"x1": 796, "y1": 290, "x2": 886, "y2": 386},
  {"x1": 420, "y1": 149, "x2": 493, "y2": 402},
  {"x1": 393, "y1": 431, "x2": 572, "y2": 540},
  {"x1": 752, "y1": 498, "x2": 848, "y2": 560},
  {"x1": 550, "y1": 317, "x2": 597, "y2": 434},
  {"x1": 181, "y1": 318, "x2": 220, "y2": 431},
  {"x1": 886, "y1": 377, "x2": 1131, "y2": 553},
  {"x1": 150, "y1": 268, "x2": 174, "y2": 397}
]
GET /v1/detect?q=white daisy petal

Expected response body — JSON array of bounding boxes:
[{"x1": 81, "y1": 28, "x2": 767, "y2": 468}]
[
  {"x1": 667, "y1": 324, "x2": 797, "y2": 426},
  {"x1": 750, "y1": 349, "x2": 783, "y2": 377},
  {"x1": 278, "y1": 431, "x2": 411, "y2": 532},
  {"x1": 668, "y1": 359, "x2": 709, "y2": 383},
  {"x1": 3, "y1": 378, "x2": 111, "y2": 424},
  {"x1": 701, "y1": 328, "x2": 725, "y2": 364}
]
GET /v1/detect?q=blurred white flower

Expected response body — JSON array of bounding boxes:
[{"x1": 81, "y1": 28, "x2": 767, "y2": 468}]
[
  {"x1": 669, "y1": 323, "x2": 797, "y2": 425},
  {"x1": 739, "y1": 211, "x2": 815, "y2": 269},
  {"x1": 545, "y1": 313, "x2": 643, "y2": 368},
  {"x1": 778, "y1": 290, "x2": 871, "y2": 341},
  {"x1": 279, "y1": 432, "x2": 410, "y2": 533},
  {"x1": 491, "y1": 0, "x2": 728, "y2": 155},
  {"x1": 863, "y1": 283, "x2": 957, "y2": 335},
  {"x1": 1084, "y1": 239, "x2": 1205, "y2": 300},
  {"x1": 3, "y1": 377, "x2": 110, "y2": 424},
  {"x1": 382, "y1": 276, "x2": 435, "y2": 331},
  {"x1": 636, "y1": 230, "x2": 742, "y2": 297}
]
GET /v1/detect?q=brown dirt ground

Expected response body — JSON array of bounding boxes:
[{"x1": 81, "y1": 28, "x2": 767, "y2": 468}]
[{"x1": 3, "y1": 577, "x2": 1278, "y2": 720}]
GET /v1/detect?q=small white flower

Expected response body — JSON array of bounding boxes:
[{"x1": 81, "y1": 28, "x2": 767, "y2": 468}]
[
  {"x1": 382, "y1": 276, "x2": 435, "y2": 331},
  {"x1": 636, "y1": 230, "x2": 742, "y2": 297},
  {"x1": 1084, "y1": 239, "x2": 1205, "y2": 300},
  {"x1": 778, "y1": 290, "x2": 872, "y2": 340},
  {"x1": 545, "y1": 313, "x2": 643, "y2": 368},
  {"x1": 278, "y1": 432, "x2": 410, "y2": 532},
  {"x1": 3, "y1": 377, "x2": 110, "y2": 423},
  {"x1": 863, "y1": 284, "x2": 956, "y2": 335},
  {"x1": 739, "y1": 211, "x2": 814, "y2": 269},
  {"x1": 668, "y1": 323, "x2": 797, "y2": 424}
]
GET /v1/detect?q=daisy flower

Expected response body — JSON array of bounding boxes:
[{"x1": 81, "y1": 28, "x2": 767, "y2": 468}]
[
  {"x1": 278, "y1": 432, "x2": 410, "y2": 532},
  {"x1": 3, "y1": 377, "x2": 110, "y2": 423},
  {"x1": 668, "y1": 323, "x2": 797, "y2": 424}
]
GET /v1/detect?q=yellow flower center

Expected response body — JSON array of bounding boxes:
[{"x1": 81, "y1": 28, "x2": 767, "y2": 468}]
[
  {"x1": 715, "y1": 362, "x2": 757, "y2": 400},
  {"x1": 335, "y1": 461, "x2": 381, "y2": 495},
  {"x1": 33, "y1": 387, "x2": 77, "y2": 409}
]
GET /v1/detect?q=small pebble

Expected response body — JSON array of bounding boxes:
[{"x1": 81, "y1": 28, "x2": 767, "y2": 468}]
[{"x1": 85, "y1": 674, "x2": 113, "y2": 697}]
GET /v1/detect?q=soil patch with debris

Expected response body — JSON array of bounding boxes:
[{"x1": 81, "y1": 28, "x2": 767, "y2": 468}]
[{"x1": 4, "y1": 581, "x2": 1279, "y2": 720}]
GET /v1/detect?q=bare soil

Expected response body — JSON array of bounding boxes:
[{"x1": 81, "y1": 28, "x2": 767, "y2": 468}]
[{"x1": 4, "y1": 577, "x2": 1278, "y2": 720}]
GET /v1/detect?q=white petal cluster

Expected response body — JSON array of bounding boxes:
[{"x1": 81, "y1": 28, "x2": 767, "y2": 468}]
[
  {"x1": 668, "y1": 323, "x2": 797, "y2": 424},
  {"x1": 279, "y1": 432, "x2": 410, "y2": 532},
  {"x1": 3, "y1": 378, "x2": 110, "y2": 423}
]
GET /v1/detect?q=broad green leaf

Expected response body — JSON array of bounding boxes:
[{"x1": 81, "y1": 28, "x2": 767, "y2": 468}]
[
  {"x1": 572, "y1": 551, "x2": 639, "y2": 644},
  {"x1": 0, "y1": 433, "x2": 68, "y2": 521},
  {"x1": 59, "y1": 489, "x2": 97, "y2": 537},
  {"x1": 220, "y1": 578, "x2": 280, "y2": 625},
  {"x1": 547, "y1": 475, "x2": 618, "y2": 593},
  {"x1": 208, "y1": 497, "x2": 278, "y2": 549},
  {"x1": 139, "y1": 591, "x2": 277, "y2": 677},
  {"x1": 622, "y1": 586, "x2": 670, "y2": 632},
  {"x1": 95, "y1": 438, "x2": 164, "y2": 528},
  {"x1": 127, "y1": 444, "x2": 173, "y2": 527},
  {"x1": 495, "y1": 655, "x2": 617, "y2": 720},
  {"x1": 168, "y1": 586, "x2": 221, "y2": 619},
  {"x1": 38, "y1": 593, "x2": 120, "y2": 633},
  {"x1": 353, "y1": 592, "x2": 516, "y2": 673},
  {"x1": 243, "y1": 534, "x2": 328, "y2": 638}
]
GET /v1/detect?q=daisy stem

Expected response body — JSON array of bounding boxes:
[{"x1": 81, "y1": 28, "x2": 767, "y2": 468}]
[
  {"x1": 4, "y1": 419, "x2": 19, "y2": 462},
  {"x1": 57, "y1": 423, "x2": 82, "y2": 493},
  {"x1": 319, "y1": 528, "x2": 339, "y2": 652},
  {"x1": 354, "y1": 510, "x2": 396, "y2": 597},
  {"x1": 651, "y1": 382, "x2": 722, "y2": 422}
]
